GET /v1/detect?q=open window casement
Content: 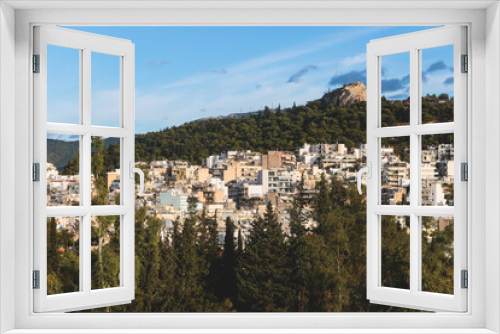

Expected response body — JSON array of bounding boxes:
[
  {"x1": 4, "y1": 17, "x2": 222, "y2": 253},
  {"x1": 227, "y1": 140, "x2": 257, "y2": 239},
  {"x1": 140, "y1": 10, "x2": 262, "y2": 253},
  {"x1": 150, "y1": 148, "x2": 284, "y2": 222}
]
[
  {"x1": 364, "y1": 26, "x2": 467, "y2": 312},
  {"x1": 33, "y1": 26, "x2": 136, "y2": 312}
]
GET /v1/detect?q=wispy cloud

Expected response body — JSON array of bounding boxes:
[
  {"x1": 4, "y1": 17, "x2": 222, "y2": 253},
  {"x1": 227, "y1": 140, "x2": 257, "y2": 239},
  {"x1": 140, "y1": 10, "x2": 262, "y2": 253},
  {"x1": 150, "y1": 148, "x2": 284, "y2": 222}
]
[
  {"x1": 161, "y1": 27, "x2": 384, "y2": 92},
  {"x1": 382, "y1": 75, "x2": 410, "y2": 93},
  {"x1": 329, "y1": 69, "x2": 366, "y2": 87},
  {"x1": 426, "y1": 60, "x2": 449, "y2": 73},
  {"x1": 444, "y1": 76, "x2": 454, "y2": 85},
  {"x1": 342, "y1": 53, "x2": 366, "y2": 67},
  {"x1": 204, "y1": 68, "x2": 228, "y2": 75},
  {"x1": 146, "y1": 59, "x2": 171, "y2": 67},
  {"x1": 287, "y1": 65, "x2": 318, "y2": 83}
]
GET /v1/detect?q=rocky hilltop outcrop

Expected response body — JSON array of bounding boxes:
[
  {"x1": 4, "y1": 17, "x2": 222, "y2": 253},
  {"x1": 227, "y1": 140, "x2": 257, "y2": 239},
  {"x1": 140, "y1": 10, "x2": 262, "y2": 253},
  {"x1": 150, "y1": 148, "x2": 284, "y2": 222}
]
[{"x1": 321, "y1": 81, "x2": 367, "y2": 106}]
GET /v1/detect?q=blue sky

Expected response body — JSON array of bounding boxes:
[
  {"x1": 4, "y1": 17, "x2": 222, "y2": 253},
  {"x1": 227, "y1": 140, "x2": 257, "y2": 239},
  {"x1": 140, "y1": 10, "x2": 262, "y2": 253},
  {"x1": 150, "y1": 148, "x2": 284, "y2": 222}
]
[{"x1": 47, "y1": 26, "x2": 454, "y2": 134}]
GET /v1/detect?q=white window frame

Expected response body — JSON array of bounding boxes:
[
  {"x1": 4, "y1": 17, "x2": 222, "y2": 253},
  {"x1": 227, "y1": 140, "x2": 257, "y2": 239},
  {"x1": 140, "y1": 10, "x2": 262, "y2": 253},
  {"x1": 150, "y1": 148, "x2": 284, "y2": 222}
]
[
  {"x1": 0, "y1": 1, "x2": 498, "y2": 333},
  {"x1": 32, "y1": 25, "x2": 136, "y2": 312},
  {"x1": 366, "y1": 26, "x2": 467, "y2": 312}
]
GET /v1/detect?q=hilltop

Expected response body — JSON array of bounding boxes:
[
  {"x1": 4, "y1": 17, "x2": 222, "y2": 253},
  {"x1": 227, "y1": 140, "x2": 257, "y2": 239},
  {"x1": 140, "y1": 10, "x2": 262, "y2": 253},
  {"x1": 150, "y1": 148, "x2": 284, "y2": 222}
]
[
  {"x1": 197, "y1": 82, "x2": 367, "y2": 123},
  {"x1": 47, "y1": 83, "x2": 453, "y2": 169},
  {"x1": 321, "y1": 82, "x2": 367, "y2": 106}
]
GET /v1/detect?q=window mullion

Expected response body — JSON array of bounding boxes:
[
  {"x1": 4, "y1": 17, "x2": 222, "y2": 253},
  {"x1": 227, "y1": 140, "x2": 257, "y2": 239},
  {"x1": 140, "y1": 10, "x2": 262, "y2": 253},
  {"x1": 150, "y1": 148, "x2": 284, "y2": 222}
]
[
  {"x1": 409, "y1": 47, "x2": 420, "y2": 294},
  {"x1": 82, "y1": 48, "x2": 92, "y2": 294}
]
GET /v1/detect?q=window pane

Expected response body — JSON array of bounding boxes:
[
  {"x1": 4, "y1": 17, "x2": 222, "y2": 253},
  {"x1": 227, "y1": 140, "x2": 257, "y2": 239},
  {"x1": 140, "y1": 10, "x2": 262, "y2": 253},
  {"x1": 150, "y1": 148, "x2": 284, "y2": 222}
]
[
  {"x1": 47, "y1": 133, "x2": 80, "y2": 206},
  {"x1": 381, "y1": 52, "x2": 410, "y2": 127},
  {"x1": 421, "y1": 45, "x2": 454, "y2": 124},
  {"x1": 91, "y1": 215, "x2": 121, "y2": 289},
  {"x1": 421, "y1": 216, "x2": 454, "y2": 294},
  {"x1": 381, "y1": 137, "x2": 410, "y2": 205},
  {"x1": 421, "y1": 134, "x2": 454, "y2": 206},
  {"x1": 91, "y1": 136, "x2": 120, "y2": 206},
  {"x1": 381, "y1": 215, "x2": 410, "y2": 290},
  {"x1": 47, "y1": 216, "x2": 80, "y2": 295},
  {"x1": 47, "y1": 45, "x2": 80, "y2": 124},
  {"x1": 91, "y1": 52, "x2": 121, "y2": 127}
]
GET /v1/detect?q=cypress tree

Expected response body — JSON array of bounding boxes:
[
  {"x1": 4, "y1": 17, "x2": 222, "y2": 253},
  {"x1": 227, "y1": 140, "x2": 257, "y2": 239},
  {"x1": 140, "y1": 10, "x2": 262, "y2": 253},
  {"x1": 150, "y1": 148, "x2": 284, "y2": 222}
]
[
  {"x1": 221, "y1": 217, "x2": 237, "y2": 302},
  {"x1": 159, "y1": 230, "x2": 178, "y2": 311},
  {"x1": 177, "y1": 196, "x2": 204, "y2": 311}
]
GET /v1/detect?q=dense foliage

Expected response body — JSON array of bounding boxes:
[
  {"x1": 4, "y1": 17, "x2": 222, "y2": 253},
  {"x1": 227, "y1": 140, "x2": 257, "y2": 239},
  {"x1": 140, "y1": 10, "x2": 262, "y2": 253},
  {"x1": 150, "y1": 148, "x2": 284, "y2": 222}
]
[
  {"x1": 48, "y1": 174, "x2": 454, "y2": 312},
  {"x1": 133, "y1": 95, "x2": 452, "y2": 164},
  {"x1": 47, "y1": 139, "x2": 80, "y2": 172}
]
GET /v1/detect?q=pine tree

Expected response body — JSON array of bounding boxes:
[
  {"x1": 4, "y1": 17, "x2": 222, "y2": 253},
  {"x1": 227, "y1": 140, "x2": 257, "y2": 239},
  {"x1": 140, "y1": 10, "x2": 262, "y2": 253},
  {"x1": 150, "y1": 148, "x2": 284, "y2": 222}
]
[
  {"x1": 143, "y1": 215, "x2": 163, "y2": 311},
  {"x1": 421, "y1": 217, "x2": 454, "y2": 294},
  {"x1": 159, "y1": 231, "x2": 178, "y2": 311},
  {"x1": 197, "y1": 206, "x2": 221, "y2": 307},
  {"x1": 288, "y1": 174, "x2": 312, "y2": 311},
  {"x1": 313, "y1": 173, "x2": 331, "y2": 232},
  {"x1": 47, "y1": 217, "x2": 59, "y2": 275},
  {"x1": 63, "y1": 152, "x2": 79, "y2": 175},
  {"x1": 220, "y1": 217, "x2": 237, "y2": 302},
  {"x1": 236, "y1": 202, "x2": 291, "y2": 311},
  {"x1": 47, "y1": 217, "x2": 61, "y2": 295},
  {"x1": 176, "y1": 196, "x2": 204, "y2": 311}
]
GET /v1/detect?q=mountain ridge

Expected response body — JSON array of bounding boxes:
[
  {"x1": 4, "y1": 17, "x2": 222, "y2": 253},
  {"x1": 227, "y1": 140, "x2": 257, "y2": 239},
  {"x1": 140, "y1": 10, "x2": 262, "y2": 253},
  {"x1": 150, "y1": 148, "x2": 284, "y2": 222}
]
[{"x1": 196, "y1": 81, "x2": 367, "y2": 123}]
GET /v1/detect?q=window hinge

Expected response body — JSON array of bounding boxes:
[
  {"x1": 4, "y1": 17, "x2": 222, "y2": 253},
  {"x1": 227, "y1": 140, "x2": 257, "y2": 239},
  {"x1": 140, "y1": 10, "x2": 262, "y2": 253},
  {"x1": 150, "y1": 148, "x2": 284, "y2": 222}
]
[
  {"x1": 461, "y1": 162, "x2": 468, "y2": 182},
  {"x1": 33, "y1": 54, "x2": 40, "y2": 73},
  {"x1": 33, "y1": 163, "x2": 40, "y2": 182},
  {"x1": 33, "y1": 270, "x2": 40, "y2": 289},
  {"x1": 461, "y1": 54, "x2": 468, "y2": 73},
  {"x1": 461, "y1": 270, "x2": 468, "y2": 289}
]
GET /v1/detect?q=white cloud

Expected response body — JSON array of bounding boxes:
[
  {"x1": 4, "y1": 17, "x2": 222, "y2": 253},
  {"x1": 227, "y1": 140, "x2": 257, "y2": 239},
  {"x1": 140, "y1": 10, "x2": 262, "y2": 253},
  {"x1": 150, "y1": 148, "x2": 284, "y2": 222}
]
[{"x1": 342, "y1": 53, "x2": 366, "y2": 67}]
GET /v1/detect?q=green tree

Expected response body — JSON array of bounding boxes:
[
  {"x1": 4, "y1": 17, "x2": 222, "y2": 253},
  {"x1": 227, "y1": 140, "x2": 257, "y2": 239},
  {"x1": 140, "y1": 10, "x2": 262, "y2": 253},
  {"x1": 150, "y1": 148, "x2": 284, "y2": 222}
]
[
  {"x1": 236, "y1": 202, "x2": 291, "y2": 311},
  {"x1": 220, "y1": 217, "x2": 237, "y2": 302}
]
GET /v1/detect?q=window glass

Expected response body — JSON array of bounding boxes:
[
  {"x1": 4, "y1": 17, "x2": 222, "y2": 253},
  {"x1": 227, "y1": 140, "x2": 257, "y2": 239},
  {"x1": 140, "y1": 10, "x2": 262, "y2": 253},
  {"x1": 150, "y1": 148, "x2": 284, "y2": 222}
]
[
  {"x1": 47, "y1": 216, "x2": 80, "y2": 295},
  {"x1": 47, "y1": 133, "x2": 80, "y2": 206},
  {"x1": 381, "y1": 215, "x2": 410, "y2": 290},
  {"x1": 381, "y1": 137, "x2": 410, "y2": 205},
  {"x1": 91, "y1": 52, "x2": 121, "y2": 127},
  {"x1": 47, "y1": 45, "x2": 80, "y2": 124},
  {"x1": 421, "y1": 216, "x2": 454, "y2": 294},
  {"x1": 91, "y1": 136, "x2": 121, "y2": 206},
  {"x1": 91, "y1": 215, "x2": 121, "y2": 289},
  {"x1": 421, "y1": 45, "x2": 454, "y2": 124},
  {"x1": 381, "y1": 52, "x2": 410, "y2": 127},
  {"x1": 421, "y1": 134, "x2": 454, "y2": 206}
]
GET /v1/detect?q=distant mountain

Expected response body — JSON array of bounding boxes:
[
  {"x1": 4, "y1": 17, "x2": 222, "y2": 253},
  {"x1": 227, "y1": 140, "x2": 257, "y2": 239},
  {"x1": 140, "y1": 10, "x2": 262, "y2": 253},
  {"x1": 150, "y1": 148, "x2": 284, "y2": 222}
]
[
  {"x1": 47, "y1": 137, "x2": 120, "y2": 172},
  {"x1": 47, "y1": 139, "x2": 80, "y2": 172}
]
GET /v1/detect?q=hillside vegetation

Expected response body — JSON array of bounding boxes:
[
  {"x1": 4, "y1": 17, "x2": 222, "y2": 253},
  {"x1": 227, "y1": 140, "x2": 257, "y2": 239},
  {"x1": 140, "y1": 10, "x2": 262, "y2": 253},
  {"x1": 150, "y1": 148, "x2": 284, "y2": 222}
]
[{"x1": 48, "y1": 91, "x2": 454, "y2": 169}]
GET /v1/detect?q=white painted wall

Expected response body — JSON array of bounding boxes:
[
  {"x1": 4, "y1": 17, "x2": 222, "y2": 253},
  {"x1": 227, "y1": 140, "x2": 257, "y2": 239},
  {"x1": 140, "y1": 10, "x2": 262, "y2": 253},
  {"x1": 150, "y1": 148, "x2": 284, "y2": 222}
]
[
  {"x1": 0, "y1": 2, "x2": 16, "y2": 333},
  {"x1": 485, "y1": 2, "x2": 500, "y2": 333}
]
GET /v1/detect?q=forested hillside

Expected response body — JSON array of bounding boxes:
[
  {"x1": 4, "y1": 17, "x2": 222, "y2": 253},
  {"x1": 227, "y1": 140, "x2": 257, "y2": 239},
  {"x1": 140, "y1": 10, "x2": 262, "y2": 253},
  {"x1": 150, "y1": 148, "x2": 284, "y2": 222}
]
[
  {"x1": 48, "y1": 137, "x2": 120, "y2": 172},
  {"x1": 48, "y1": 92, "x2": 453, "y2": 169},
  {"x1": 47, "y1": 139, "x2": 80, "y2": 171},
  {"x1": 134, "y1": 94, "x2": 452, "y2": 164}
]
